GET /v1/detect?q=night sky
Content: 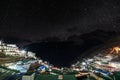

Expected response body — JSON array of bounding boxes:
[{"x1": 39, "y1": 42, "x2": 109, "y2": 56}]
[{"x1": 0, "y1": 0, "x2": 120, "y2": 66}]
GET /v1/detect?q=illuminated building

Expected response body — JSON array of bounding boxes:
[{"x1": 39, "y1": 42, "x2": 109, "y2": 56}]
[{"x1": 0, "y1": 41, "x2": 36, "y2": 58}]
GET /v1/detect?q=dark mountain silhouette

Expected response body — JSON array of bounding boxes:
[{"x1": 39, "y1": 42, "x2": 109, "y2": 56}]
[
  {"x1": 24, "y1": 29, "x2": 118, "y2": 67},
  {"x1": 0, "y1": 29, "x2": 118, "y2": 67}
]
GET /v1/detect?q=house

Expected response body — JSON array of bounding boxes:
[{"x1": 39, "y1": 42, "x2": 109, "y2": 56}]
[{"x1": 22, "y1": 73, "x2": 35, "y2": 80}]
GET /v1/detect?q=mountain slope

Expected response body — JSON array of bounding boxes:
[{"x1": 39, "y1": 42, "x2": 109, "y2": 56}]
[{"x1": 24, "y1": 30, "x2": 119, "y2": 67}]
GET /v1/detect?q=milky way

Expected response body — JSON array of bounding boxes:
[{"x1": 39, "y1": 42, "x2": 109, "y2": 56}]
[
  {"x1": 0, "y1": 0, "x2": 120, "y2": 41},
  {"x1": 1, "y1": 0, "x2": 120, "y2": 66}
]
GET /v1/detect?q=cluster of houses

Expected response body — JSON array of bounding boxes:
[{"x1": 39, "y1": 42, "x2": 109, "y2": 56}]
[
  {"x1": 72, "y1": 46, "x2": 120, "y2": 73},
  {"x1": 0, "y1": 41, "x2": 62, "y2": 74},
  {"x1": 0, "y1": 41, "x2": 36, "y2": 58},
  {"x1": 93, "y1": 55, "x2": 120, "y2": 72}
]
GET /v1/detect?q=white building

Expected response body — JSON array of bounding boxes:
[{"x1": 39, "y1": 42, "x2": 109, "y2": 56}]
[
  {"x1": 0, "y1": 41, "x2": 36, "y2": 58},
  {"x1": 109, "y1": 62, "x2": 120, "y2": 69},
  {"x1": 19, "y1": 50, "x2": 27, "y2": 57},
  {"x1": 0, "y1": 42, "x2": 19, "y2": 56},
  {"x1": 27, "y1": 51, "x2": 36, "y2": 58},
  {"x1": 22, "y1": 73, "x2": 35, "y2": 80}
]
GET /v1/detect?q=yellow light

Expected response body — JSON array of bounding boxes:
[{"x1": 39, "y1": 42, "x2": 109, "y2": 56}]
[{"x1": 110, "y1": 46, "x2": 120, "y2": 54}]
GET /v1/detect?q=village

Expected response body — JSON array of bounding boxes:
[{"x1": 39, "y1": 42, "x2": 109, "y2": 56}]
[{"x1": 1, "y1": 41, "x2": 120, "y2": 80}]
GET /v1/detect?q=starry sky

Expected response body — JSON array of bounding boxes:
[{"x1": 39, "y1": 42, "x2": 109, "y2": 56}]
[
  {"x1": 0, "y1": 0, "x2": 120, "y2": 41},
  {"x1": 0, "y1": 0, "x2": 120, "y2": 66}
]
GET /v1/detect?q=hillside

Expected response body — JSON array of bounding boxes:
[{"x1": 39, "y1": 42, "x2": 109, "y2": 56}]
[{"x1": 24, "y1": 30, "x2": 119, "y2": 67}]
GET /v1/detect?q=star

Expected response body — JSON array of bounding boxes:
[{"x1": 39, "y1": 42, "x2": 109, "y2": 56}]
[{"x1": 113, "y1": 25, "x2": 116, "y2": 28}]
